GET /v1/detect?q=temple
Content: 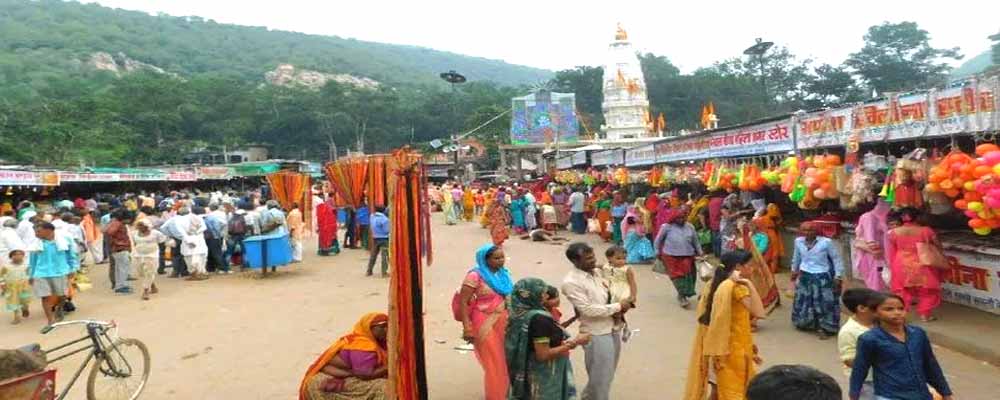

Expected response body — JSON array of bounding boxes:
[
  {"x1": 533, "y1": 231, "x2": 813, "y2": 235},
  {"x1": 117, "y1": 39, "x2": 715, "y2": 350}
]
[{"x1": 601, "y1": 24, "x2": 653, "y2": 141}]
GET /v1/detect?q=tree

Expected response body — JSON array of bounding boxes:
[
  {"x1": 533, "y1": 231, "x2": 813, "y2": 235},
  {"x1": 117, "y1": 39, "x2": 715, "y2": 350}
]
[
  {"x1": 550, "y1": 66, "x2": 605, "y2": 130},
  {"x1": 991, "y1": 31, "x2": 1000, "y2": 70},
  {"x1": 845, "y1": 22, "x2": 962, "y2": 93},
  {"x1": 806, "y1": 64, "x2": 865, "y2": 107}
]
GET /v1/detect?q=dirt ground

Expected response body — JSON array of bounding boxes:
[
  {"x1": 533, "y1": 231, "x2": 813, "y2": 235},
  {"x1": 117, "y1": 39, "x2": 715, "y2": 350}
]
[{"x1": 3, "y1": 217, "x2": 999, "y2": 399}]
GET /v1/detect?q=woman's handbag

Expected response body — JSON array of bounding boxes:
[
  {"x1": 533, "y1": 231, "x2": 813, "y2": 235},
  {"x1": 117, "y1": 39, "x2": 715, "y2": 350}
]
[
  {"x1": 652, "y1": 257, "x2": 666, "y2": 274},
  {"x1": 696, "y1": 258, "x2": 716, "y2": 281},
  {"x1": 916, "y1": 242, "x2": 950, "y2": 269}
]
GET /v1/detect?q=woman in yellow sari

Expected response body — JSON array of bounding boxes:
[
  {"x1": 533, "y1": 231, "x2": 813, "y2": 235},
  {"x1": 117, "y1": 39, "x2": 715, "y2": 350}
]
[
  {"x1": 480, "y1": 189, "x2": 496, "y2": 228},
  {"x1": 684, "y1": 250, "x2": 766, "y2": 400},
  {"x1": 462, "y1": 188, "x2": 475, "y2": 221},
  {"x1": 752, "y1": 204, "x2": 784, "y2": 273},
  {"x1": 299, "y1": 312, "x2": 389, "y2": 400}
]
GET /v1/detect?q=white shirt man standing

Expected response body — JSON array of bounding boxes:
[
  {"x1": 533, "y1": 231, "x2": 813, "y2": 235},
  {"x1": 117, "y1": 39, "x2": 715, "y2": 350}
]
[{"x1": 561, "y1": 242, "x2": 633, "y2": 400}]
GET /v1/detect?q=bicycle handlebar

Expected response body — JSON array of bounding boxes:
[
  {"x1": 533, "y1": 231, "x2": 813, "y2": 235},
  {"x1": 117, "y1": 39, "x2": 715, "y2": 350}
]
[{"x1": 40, "y1": 320, "x2": 115, "y2": 335}]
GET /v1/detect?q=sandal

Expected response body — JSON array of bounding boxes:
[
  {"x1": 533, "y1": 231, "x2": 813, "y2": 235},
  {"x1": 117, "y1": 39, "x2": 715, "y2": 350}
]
[{"x1": 920, "y1": 316, "x2": 938, "y2": 322}]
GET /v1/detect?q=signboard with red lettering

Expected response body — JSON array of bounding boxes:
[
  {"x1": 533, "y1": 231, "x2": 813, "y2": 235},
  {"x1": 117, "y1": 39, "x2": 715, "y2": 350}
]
[
  {"x1": 929, "y1": 78, "x2": 998, "y2": 138},
  {"x1": 0, "y1": 170, "x2": 60, "y2": 186},
  {"x1": 655, "y1": 135, "x2": 712, "y2": 163},
  {"x1": 166, "y1": 171, "x2": 197, "y2": 181},
  {"x1": 709, "y1": 120, "x2": 793, "y2": 158},
  {"x1": 798, "y1": 108, "x2": 853, "y2": 150},
  {"x1": 941, "y1": 249, "x2": 1000, "y2": 315},
  {"x1": 59, "y1": 172, "x2": 165, "y2": 182},
  {"x1": 196, "y1": 167, "x2": 233, "y2": 180}
]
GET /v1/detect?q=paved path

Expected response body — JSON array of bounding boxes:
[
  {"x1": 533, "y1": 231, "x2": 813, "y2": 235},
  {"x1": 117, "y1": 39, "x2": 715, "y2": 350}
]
[{"x1": 2, "y1": 217, "x2": 998, "y2": 399}]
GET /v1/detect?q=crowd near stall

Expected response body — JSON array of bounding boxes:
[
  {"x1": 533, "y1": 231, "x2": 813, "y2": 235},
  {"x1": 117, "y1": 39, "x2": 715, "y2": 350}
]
[{"x1": 415, "y1": 76, "x2": 1000, "y2": 400}]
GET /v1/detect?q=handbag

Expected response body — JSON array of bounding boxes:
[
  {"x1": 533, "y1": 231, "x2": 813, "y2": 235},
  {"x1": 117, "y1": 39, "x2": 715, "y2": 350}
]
[
  {"x1": 696, "y1": 258, "x2": 716, "y2": 281},
  {"x1": 652, "y1": 257, "x2": 666, "y2": 274},
  {"x1": 917, "y1": 242, "x2": 950, "y2": 269}
]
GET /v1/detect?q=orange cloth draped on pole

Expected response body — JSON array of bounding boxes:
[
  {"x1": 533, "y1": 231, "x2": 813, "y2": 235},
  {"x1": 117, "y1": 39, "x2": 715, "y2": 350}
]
[
  {"x1": 323, "y1": 151, "x2": 432, "y2": 400},
  {"x1": 325, "y1": 158, "x2": 369, "y2": 208},
  {"x1": 368, "y1": 157, "x2": 388, "y2": 208},
  {"x1": 298, "y1": 312, "x2": 389, "y2": 400},
  {"x1": 266, "y1": 171, "x2": 311, "y2": 232},
  {"x1": 388, "y1": 149, "x2": 431, "y2": 400}
]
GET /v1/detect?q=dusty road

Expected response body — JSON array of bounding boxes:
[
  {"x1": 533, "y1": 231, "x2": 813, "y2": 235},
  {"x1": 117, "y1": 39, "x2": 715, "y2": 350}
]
[{"x1": 3, "y1": 217, "x2": 999, "y2": 399}]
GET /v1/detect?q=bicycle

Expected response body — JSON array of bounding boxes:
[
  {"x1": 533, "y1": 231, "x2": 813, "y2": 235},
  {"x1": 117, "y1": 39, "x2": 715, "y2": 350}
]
[{"x1": 40, "y1": 320, "x2": 150, "y2": 400}]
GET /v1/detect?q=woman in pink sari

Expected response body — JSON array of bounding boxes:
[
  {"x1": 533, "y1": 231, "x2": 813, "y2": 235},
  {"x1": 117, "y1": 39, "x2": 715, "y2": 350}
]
[
  {"x1": 853, "y1": 199, "x2": 890, "y2": 291},
  {"x1": 885, "y1": 208, "x2": 943, "y2": 322},
  {"x1": 458, "y1": 244, "x2": 512, "y2": 399}
]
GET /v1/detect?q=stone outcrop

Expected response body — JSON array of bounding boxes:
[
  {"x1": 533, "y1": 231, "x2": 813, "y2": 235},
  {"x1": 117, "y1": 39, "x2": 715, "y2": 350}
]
[
  {"x1": 87, "y1": 52, "x2": 178, "y2": 78},
  {"x1": 264, "y1": 64, "x2": 379, "y2": 90}
]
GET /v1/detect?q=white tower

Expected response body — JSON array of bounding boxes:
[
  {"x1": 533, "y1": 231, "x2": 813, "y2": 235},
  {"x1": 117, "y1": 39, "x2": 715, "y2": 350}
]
[{"x1": 601, "y1": 24, "x2": 651, "y2": 141}]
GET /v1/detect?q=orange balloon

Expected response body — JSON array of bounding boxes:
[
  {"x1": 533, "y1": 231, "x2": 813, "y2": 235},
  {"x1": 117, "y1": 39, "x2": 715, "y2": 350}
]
[
  {"x1": 964, "y1": 191, "x2": 984, "y2": 201},
  {"x1": 952, "y1": 177, "x2": 965, "y2": 187},
  {"x1": 939, "y1": 180, "x2": 954, "y2": 189},
  {"x1": 926, "y1": 183, "x2": 940, "y2": 192},
  {"x1": 976, "y1": 143, "x2": 1000, "y2": 156},
  {"x1": 970, "y1": 218, "x2": 987, "y2": 229},
  {"x1": 955, "y1": 199, "x2": 969, "y2": 209},
  {"x1": 946, "y1": 188, "x2": 961, "y2": 197},
  {"x1": 825, "y1": 154, "x2": 842, "y2": 166},
  {"x1": 820, "y1": 182, "x2": 833, "y2": 191}
]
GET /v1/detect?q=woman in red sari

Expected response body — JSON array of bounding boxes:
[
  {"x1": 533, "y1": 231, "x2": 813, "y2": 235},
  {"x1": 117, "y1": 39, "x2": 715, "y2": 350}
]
[
  {"x1": 486, "y1": 198, "x2": 511, "y2": 246},
  {"x1": 316, "y1": 197, "x2": 340, "y2": 256},
  {"x1": 885, "y1": 208, "x2": 943, "y2": 322}
]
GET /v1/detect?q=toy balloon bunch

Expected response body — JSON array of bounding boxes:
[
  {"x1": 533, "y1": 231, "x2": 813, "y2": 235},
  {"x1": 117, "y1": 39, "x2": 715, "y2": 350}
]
[{"x1": 932, "y1": 144, "x2": 1000, "y2": 235}]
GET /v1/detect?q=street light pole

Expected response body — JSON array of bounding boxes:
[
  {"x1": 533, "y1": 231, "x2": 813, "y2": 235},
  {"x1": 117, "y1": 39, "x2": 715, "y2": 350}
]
[
  {"x1": 440, "y1": 70, "x2": 467, "y2": 181},
  {"x1": 743, "y1": 38, "x2": 774, "y2": 110}
]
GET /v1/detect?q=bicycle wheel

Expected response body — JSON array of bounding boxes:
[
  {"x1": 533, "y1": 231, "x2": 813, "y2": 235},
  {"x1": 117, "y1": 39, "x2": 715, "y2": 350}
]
[{"x1": 86, "y1": 338, "x2": 151, "y2": 400}]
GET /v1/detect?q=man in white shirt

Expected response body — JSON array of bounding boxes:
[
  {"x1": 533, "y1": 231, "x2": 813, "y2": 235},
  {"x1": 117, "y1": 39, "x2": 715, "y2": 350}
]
[
  {"x1": 561, "y1": 242, "x2": 633, "y2": 400},
  {"x1": 567, "y1": 188, "x2": 587, "y2": 234}
]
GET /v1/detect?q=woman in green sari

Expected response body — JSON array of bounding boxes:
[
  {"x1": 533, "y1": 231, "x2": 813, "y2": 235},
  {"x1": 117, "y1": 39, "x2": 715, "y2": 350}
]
[{"x1": 505, "y1": 278, "x2": 589, "y2": 400}]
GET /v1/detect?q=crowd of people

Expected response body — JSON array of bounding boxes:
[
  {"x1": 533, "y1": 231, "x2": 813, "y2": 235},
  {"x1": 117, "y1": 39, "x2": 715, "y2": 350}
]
[
  {"x1": 415, "y1": 179, "x2": 955, "y2": 400},
  {"x1": 0, "y1": 186, "x2": 398, "y2": 327}
]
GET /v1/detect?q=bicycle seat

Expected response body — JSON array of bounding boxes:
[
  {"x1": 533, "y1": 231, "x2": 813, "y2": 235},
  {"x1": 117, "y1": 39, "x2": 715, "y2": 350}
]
[{"x1": 16, "y1": 344, "x2": 40, "y2": 354}]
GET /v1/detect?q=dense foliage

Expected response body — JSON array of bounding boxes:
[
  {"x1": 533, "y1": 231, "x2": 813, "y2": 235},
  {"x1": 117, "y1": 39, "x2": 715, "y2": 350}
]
[
  {"x1": 0, "y1": 0, "x2": 987, "y2": 169},
  {"x1": 0, "y1": 0, "x2": 551, "y2": 95}
]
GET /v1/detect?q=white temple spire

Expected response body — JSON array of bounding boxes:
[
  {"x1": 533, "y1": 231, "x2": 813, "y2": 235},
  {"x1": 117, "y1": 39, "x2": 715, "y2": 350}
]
[{"x1": 601, "y1": 24, "x2": 652, "y2": 140}]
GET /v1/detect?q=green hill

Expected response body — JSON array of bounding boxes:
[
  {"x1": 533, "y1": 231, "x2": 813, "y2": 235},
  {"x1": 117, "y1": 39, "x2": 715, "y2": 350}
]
[
  {"x1": 0, "y1": 0, "x2": 551, "y2": 94},
  {"x1": 950, "y1": 49, "x2": 994, "y2": 78}
]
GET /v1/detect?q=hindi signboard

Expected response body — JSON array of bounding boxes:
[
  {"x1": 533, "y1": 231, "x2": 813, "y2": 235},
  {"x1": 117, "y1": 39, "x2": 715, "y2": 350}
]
[
  {"x1": 591, "y1": 149, "x2": 624, "y2": 166},
  {"x1": 624, "y1": 144, "x2": 656, "y2": 167},
  {"x1": 941, "y1": 248, "x2": 1000, "y2": 315},
  {"x1": 0, "y1": 170, "x2": 60, "y2": 186},
  {"x1": 709, "y1": 120, "x2": 793, "y2": 158}
]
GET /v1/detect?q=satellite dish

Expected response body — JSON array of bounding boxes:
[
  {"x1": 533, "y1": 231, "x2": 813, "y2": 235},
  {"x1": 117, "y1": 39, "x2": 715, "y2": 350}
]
[{"x1": 743, "y1": 38, "x2": 774, "y2": 56}]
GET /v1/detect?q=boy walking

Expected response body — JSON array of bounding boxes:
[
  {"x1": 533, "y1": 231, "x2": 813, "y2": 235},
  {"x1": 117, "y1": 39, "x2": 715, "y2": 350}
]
[
  {"x1": 838, "y1": 288, "x2": 879, "y2": 400},
  {"x1": 29, "y1": 223, "x2": 77, "y2": 325}
]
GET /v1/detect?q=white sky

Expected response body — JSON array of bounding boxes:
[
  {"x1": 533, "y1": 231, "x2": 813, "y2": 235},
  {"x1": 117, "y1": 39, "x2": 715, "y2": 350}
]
[{"x1": 88, "y1": 0, "x2": 998, "y2": 73}]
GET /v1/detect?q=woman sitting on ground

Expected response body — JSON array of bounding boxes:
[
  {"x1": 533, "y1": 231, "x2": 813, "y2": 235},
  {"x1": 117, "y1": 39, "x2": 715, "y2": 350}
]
[{"x1": 299, "y1": 312, "x2": 389, "y2": 400}]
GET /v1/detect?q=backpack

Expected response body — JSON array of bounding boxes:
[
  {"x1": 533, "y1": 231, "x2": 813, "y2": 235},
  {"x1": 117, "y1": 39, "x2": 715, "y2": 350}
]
[{"x1": 228, "y1": 213, "x2": 247, "y2": 235}]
